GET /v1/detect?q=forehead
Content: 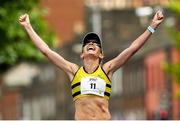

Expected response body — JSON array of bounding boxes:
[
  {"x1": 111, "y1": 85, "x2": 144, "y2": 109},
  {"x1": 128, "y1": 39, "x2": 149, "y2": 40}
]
[{"x1": 85, "y1": 39, "x2": 98, "y2": 43}]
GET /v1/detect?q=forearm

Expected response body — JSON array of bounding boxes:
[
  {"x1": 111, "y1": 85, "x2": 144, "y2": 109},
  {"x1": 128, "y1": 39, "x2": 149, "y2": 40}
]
[
  {"x1": 130, "y1": 19, "x2": 160, "y2": 51},
  {"x1": 104, "y1": 11, "x2": 164, "y2": 73},
  {"x1": 130, "y1": 29, "x2": 152, "y2": 52},
  {"x1": 19, "y1": 14, "x2": 79, "y2": 78},
  {"x1": 23, "y1": 23, "x2": 49, "y2": 53}
]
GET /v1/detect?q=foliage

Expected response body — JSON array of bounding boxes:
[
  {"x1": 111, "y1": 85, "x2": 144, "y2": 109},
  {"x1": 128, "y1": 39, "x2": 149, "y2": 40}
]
[
  {"x1": 168, "y1": 29, "x2": 180, "y2": 50},
  {"x1": 0, "y1": 0, "x2": 55, "y2": 70},
  {"x1": 163, "y1": 63, "x2": 180, "y2": 83},
  {"x1": 168, "y1": 0, "x2": 180, "y2": 50},
  {"x1": 165, "y1": 0, "x2": 180, "y2": 99},
  {"x1": 168, "y1": 0, "x2": 180, "y2": 16}
]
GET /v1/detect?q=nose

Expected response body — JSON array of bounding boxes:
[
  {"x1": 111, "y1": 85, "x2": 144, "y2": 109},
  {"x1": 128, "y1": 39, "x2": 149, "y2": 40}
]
[{"x1": 88, "y1": 42, "x2": 94, "y2": 45}]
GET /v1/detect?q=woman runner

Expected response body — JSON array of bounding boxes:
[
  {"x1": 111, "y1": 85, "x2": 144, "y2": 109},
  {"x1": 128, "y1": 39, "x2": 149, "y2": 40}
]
[{"x1": 19, "y1": 10, "x2": 164, "y2": 120}]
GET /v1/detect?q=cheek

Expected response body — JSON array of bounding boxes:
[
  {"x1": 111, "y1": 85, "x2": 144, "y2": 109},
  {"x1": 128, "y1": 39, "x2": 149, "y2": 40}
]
[
  {"x1": 80, "y1": 53, "x2": 84, "y2": 59},
  {"x1": 96, "y1": 47, "x2": 101, "y2": 53},
  {"x1": 82, "y1": 48, "x2": 86, "y2": 53}
]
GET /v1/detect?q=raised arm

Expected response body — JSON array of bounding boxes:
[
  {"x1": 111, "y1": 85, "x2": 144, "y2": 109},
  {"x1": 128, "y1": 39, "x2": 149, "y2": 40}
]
[
  {"x1": 103, "y1": 10, "x2": 164, "y2": 76},
  {"x1": 19, "y1": 14, "x2": 79, "y2": 80}
]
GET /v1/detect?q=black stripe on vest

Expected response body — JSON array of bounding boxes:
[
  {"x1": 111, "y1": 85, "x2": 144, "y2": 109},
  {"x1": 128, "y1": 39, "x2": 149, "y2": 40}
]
[
  {"x1": 73, "y1": 91, "x2": 110, "y2": 98},
  {"x1": 71, "y1": 82, "x2": 80, "y2": 89},
  {"x1": 72, "y1": 91, "x2": 81, "y2": 97},
  {"x1": 104, "y1": 92, "x2": 110, "y2": 97},
  {"x1": 106, "y1": 84, "x2": 111, "y2": 88}
]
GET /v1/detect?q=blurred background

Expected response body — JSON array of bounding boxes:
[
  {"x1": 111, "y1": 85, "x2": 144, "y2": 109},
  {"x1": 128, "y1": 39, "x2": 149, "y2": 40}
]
[{"x1": 0, "y1": 0, "x2": 180, "y2": 120}]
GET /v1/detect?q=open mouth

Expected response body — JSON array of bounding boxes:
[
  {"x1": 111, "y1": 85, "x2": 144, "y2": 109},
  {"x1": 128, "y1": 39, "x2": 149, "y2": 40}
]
[{"x1": 87, "y1": 46, "x2": 95, "y2": 51}]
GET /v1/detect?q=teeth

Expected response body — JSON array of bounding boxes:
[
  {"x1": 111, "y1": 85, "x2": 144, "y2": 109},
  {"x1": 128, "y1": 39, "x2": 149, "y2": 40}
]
[
  {"x1": 87, "y1": 45, "x2": 95, "y2": 51},
  {"x1": 87, "y1": 47, "x2": 94, "y2": 51}
]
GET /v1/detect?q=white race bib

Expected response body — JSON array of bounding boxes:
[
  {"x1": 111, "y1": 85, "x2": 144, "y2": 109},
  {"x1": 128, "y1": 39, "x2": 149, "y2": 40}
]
[{"x1": 80, "y1": 76, "x2": 106, "y2": 97}]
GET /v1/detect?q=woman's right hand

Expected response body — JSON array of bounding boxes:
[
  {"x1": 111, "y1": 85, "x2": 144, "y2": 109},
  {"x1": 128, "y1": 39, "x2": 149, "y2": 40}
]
[{"x1": 19, "y1": 13, "x2": 30, "y2": 27}]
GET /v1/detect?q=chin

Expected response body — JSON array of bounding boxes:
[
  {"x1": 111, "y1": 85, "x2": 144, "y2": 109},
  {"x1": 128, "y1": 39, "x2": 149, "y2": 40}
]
[
  {"x1": 86, "y1": 50, "x2": 96, "y2": 54},
  {"x1": 87, "y1": 53, "x2": 96, "y2": 57},
  {"x1": 84, "y1": 52, "x2": 98, "y2": 58}
]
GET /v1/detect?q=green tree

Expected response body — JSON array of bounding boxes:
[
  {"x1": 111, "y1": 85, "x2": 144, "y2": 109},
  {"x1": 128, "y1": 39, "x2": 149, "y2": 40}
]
[
  {"x1": 0, "y1": 0, "x2": 55, "y2": 70},
  {"x1": 165, "y1": 0, "x2": 180, "y2": 98},
  {"x1": 168, "y1": 0, "x2": 180, "y2": 50}
]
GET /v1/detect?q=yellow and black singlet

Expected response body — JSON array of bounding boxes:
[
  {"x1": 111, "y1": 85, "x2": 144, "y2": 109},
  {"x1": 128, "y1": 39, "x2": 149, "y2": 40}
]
[{"x1": 71, "y1": 66, "x2": 112, "y2": 101}]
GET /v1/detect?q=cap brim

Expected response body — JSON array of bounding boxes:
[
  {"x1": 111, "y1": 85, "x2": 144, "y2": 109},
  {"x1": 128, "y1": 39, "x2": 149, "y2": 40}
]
[{"x1": 82, "y1": 32, "x2": 102, "y2": 47}]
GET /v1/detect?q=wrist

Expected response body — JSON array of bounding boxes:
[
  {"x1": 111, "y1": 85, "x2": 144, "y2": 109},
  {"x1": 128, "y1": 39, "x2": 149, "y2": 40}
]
[
  {"x1": 24, "y1": 23, "x2": 31, "y2": 29},
  {"x1": 150, "y1": 20, "x2": 158, "y2": 29},
  {"x1": 147, "y1": 25, "x2": 155, "y2": 34}
]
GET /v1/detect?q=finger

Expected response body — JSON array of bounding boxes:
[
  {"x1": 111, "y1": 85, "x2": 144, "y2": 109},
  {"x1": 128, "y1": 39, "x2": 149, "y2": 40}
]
[
  {"x1": 24, "y1": 13, "x2": 28, "y2": 18},
  {"x1": 19, "y1": 16, "x2": 23, "y2": 20},
  {"x1": 157, "y1": 12, "x2": 164, "y2": 20},
  {"x1": 20, "y1": 16, "x2": 24, "y2": 20},
  {"x1": 19, "y1": 15, "x2": 26, "y2": 22},
  {"x1": 20, "y1": 14, "x2": 27, "y2": 19},
  {"x1": 155, "y1": 10, "x2": 162, "y2": 17},
  {"x1": 158, "y1": 10, "x2": 164, "y2": 16},
  {"x1": 19, "y1": 18, "x2": 24, "y2": 22},
  {"x1": 22, "y1": 14, "x2": 27, "y2": 18},
  {"x1": 19, "y1": 15, "x2": 25, "y2": 20}
]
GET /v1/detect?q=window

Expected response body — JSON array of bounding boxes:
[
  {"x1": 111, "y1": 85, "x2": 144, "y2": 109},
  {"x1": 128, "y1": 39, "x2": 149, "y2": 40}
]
[
  {"x1": 22, "y1": 100, "x2": 32, "y2": 119},
  {"x1": 112, "y1": 68, "x2": 123, "y2": 96}
]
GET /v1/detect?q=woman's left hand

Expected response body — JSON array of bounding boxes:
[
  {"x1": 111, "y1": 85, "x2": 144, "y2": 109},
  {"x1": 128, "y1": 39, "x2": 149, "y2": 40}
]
[{"x1": 151, "y1": 10, "x2": 164, "y2": 29}]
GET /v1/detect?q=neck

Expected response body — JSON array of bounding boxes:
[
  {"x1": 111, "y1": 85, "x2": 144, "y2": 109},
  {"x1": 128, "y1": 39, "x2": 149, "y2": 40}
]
[{"x1": 83, "y1": 58, "x2": 100, "y2": 73}]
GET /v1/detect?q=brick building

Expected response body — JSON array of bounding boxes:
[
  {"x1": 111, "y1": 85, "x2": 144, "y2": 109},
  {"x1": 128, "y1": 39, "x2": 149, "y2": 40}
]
[
  {"x1": 171, "y1": 48, "x2": 180, "y2": 119},
  {"x1": 41, "y1": 0, "x2": 85, "y2": 45}
]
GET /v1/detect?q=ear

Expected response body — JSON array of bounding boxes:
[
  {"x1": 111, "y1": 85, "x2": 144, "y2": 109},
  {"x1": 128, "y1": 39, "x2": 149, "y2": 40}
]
[
  {"x1": 99, "y1": 53, "x2": 104, "y2": 59},
  {"x1": 80, "y1": 53, "x2": 84, "y2": 59}
]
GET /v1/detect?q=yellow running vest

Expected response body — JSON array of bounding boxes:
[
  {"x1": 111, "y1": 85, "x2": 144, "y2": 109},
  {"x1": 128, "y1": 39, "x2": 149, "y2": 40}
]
[{"x1": 71, "y1": 66, "x2": 112, "y2": 101}]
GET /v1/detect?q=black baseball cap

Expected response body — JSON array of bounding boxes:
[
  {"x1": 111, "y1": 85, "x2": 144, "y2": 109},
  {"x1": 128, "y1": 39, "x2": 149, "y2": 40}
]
[{"x1": 82, "y1": 32, "x2": 102, "y2": 48}]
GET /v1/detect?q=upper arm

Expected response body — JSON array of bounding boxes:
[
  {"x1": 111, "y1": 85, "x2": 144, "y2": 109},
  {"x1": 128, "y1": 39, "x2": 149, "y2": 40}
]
[
  {"x1": 103, "y1": 46, "x2": 136, "y2": 75},
  {"x1": 43, "y1": 48, "x2": 79, "y2": 80},
  {"x1": 23, "y1": 23, "x2": 79, "y2": 79},
  {"x1": 103, "y1": 30, "x2": 152, "y2": 75}
]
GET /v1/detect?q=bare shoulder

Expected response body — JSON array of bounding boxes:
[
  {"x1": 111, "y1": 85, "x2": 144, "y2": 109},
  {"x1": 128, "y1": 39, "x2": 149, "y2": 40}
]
[
  {"x1": 102, "y1": 60, "x2": 114, "y2": 78},
  {"x1": 70, "y1": 62, "x2": 79, "y2": 75},
  {"x1": 67, "y1": 62, "x2": 79, "y2": 81}
]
